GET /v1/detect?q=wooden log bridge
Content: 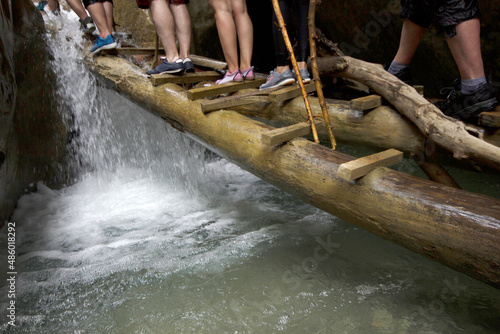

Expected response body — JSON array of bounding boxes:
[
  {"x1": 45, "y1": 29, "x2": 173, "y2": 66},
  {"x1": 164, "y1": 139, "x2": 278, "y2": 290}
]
[{"x1": 85, "y1": 54, "x2": 500, "y2": 289}]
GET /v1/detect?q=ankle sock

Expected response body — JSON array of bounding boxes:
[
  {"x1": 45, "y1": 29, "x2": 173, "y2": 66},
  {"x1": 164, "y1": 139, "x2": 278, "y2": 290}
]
[
  {"x1": 387, "y1": 61, "x2": 409, "y2": 76},
  {"x1": 461, "y1": 76, "x2": 487, "y2": 95}
]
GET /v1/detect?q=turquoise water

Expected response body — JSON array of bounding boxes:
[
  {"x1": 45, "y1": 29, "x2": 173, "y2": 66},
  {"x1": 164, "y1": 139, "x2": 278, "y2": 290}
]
[{"x1": 1, "y1": 6, "x2": 500, "y2": 333}]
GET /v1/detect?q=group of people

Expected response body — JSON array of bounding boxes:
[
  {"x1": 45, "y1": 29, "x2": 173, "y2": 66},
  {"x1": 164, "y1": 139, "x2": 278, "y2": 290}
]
[
  {"x1": 38, "y1": 0, "x2": 117, "y2": 53},
  {"x1": 38, "y1": 0, "x2": 497, "y2": 123}
]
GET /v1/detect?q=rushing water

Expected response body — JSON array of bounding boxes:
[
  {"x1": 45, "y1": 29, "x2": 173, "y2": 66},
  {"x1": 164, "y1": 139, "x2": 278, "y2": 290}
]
[{"x1": 1, "y1": 7, "x2": 500, "y2": 334}]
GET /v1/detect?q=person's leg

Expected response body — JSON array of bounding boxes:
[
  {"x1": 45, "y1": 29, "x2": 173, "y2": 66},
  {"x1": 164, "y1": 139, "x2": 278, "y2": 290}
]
[
  {"x1": 446, "y1": 18, "x2": 485, "y2": 81},
  {"x1": 103, "y1": 1, "x2": 114, "y2": 34},
  {"x1": 209, "y1": 0, "x2": 239, "y2": 73},
  {"x1": 272, "y1": 0, "x2": 292, "y2": 73},
  {"x1": 47, "y1": 0, "x2": 59, "y2": 11},
  {"x1": 87, "y1": 2, "x2": 112, "y2": 38},
  {"x1": 393, "y1": 18, "x2": 425, "y2": 65},
  {"x1": 66, "y1": 0, "x2": 89, "y2": 20},
  {"x1": 150, "y1": 0, "x2": 180, "y2": 62},
  {"x1": 295, "y1": 0, "x2": 309, "y2": 70},
  {"x1": 169, "y1": 3, "x2": 191, "y2": 60},
  {"x1": 230, "y1": 0, "x2": 253, "y2": 71}
]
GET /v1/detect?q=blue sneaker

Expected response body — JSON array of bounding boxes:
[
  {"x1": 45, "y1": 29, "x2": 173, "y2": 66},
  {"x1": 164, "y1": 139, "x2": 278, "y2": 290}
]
[
  {"x1": 146, "y1": 58, "x2": 184, "y2": 75},
  {"x1": 36, "y1": 1, "x2": 48, "y2": 10},
  {"x1": 90, "y1": 35, "x2": 117, "y2": 54}
]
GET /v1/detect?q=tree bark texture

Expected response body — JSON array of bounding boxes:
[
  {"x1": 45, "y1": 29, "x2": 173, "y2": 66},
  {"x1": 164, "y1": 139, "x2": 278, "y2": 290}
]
[{"x1": 85, "y1": 54, "x2": 500, "y2": 289}]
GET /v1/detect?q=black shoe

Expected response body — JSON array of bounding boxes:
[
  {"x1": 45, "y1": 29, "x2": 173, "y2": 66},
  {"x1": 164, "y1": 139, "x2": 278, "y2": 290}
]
[
  {"x1": 183, "y1": 57, "x2": 194, "y2": 73},
  {"x1": 146, "y1": 59, "x2": 184, "y2": 76},
  {"x1": 434, "y1": 79, "x2": 498, "y2": 122},
  {"x1": 384, "y1": 64, "x2": 413, "y2": 86}
]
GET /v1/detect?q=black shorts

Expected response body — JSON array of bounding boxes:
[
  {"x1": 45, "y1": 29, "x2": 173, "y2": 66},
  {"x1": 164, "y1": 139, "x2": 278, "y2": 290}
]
[
  {"x1": 400, "y1": 0, "x2": 480, "y2": 38},
  {"x1": 83, "y1": 0, "x2": 113, "y2": 8}
]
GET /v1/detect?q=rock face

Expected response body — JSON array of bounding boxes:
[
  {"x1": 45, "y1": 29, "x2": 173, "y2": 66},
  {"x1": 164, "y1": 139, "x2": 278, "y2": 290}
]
[{"x1": 0, "y1": 0, "x2": 68, "y2": 222}]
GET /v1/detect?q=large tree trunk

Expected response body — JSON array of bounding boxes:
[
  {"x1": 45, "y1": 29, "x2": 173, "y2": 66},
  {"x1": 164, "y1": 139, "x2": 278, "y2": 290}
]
[
  {"x1": 316, "y1": 56, "x2": 500, "y2": 172},
  {"x1": 85, "y1": 54, "x2": 500, "y2": 288}
]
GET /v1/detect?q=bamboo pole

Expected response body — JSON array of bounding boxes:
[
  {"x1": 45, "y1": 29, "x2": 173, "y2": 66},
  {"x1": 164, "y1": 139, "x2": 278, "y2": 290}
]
[
  {"x1": 271, "y1": 0, "x2": 319, "y2": 143},
  {"x1": 308, "y1": 0, "x2": 336, "y2": 149}
]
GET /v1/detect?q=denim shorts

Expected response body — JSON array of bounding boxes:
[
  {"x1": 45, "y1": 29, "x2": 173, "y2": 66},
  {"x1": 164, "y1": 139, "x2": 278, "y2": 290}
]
[
  {"x1": 83, "y1": 0, "x2": 113, "y2": 8},
  {"x1": 400, "y1": 0, "x2": 480, "y2": 38}
]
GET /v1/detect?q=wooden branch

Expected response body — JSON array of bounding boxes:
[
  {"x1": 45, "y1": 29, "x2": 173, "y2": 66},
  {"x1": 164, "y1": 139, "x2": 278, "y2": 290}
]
[
  {"x1": 316, "y1": 56, "x2": 500, "y2": 172},
  {"x1": 309, "y1": 0, "x2": 336, "y2": 149},
  {"x1": 272, "y1": 0, "x2": 319, "y2": 143}
]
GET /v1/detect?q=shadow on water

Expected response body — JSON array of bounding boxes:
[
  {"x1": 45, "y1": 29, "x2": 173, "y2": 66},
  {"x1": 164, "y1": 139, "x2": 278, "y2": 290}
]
[{"x1": 0, "y1": 6, "x2": 499, "y2": 334}]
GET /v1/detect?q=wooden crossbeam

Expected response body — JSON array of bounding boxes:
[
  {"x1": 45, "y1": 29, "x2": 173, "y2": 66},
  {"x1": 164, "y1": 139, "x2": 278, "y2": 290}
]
[
  {"x1": 102, "y1": 47, "x2": 164, "y2": 56},
  {"x1": 189, "y1": 55, "x2": 227, "y2": 71},
  {"x1": 261, "y1": 119, "x2": 325, "y2": 146},
  {"x1": 200, "y1": 95, "x2": 269, "y2": 113},
  {"x1": 349, "y1": 94, "x2": 382, "y2": 111},
  {"x1": 479, "y1": 106, "x2": 500, "y2": 128},
  {"x1": 267, "y1": 82, "x2": 317, "y2": 102},
  {"x1": 188, "y1": 78, "x2": 265, "y2": 100},
  {"x1": 149, "y1": 71, "x2": 222, "y2": 86},
  {"x1": 337, "y1": 148, "x2": 403, "y2": 181}
]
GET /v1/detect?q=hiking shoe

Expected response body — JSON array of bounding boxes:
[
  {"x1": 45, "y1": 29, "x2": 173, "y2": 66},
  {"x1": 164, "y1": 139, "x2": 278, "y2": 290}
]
[
  {"x1": 146, "y1": 58, "x2": 184, "y2": 75},
  {"x1": 292, "y1": 68, "x2": 311, "y2": 84},
  {"x1": 36, "y1": 1, "x2": 47, "y2": 10},
  {"x1": 183, "y1": 58, "x2": 195, "y2": 73},
  {"x1": 434, "y1": 79, "x2": 498, "y2": 122},
  {"x1": 385, "y1": 64, "x2": 413, "y2": 86},
  {"x1": 241, "y1": 66, "x2": 255, "y2": 80},
  {"x1": 216, "y1": 69, "x2": 243, "y2": 85},
  {"x1": 90, "y1": 34, "x2": 117, "y2": 54},
  {"x1": 80, "y1": 16, "x2": 96, "y2": 35},
  {"x1": 259, "y1": 68, "x2": 295, "y2": 90}
]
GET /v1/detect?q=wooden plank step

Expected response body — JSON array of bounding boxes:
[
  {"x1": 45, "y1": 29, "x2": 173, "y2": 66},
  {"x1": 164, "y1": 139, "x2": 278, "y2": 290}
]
[
  {"x1": 267, "y1": 82, "x2": 317, "y2": 102},
  {"x1": 150, "y1": 71, "x2": 222, "y2": 86},
  {"x1": 337, "y1": 148, "x2": 403, "y2": 181},
  {"x1": 261, "y1": 119, "x2": 325, "y2": 146},
  {"x1": 478, "y1": 106, "x2": 500, "y2": 128},
  {"x1": 200, "y1": 95, "x2": 269, "y2": 113},
  {"x1": 349, "y1": 94, "x2": 382, "y2": 111},
  {"x1": 188, "y1": 78, "x2": 266, "y2": 100}
]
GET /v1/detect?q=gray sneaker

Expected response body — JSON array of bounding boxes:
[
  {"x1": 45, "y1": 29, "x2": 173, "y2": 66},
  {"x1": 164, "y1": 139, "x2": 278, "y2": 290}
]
[
  {"x1": 292, "y1": 68, "x2": 311, "y2": 84},
  {"x1": 259, "y1": 68, "x2": 295, "y2": 90}
]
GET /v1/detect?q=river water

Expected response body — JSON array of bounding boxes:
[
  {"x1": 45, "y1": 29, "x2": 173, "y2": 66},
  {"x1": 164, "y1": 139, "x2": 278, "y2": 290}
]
[{"x1": 1, "y1": 7, "x2": 500, "y2": 334}]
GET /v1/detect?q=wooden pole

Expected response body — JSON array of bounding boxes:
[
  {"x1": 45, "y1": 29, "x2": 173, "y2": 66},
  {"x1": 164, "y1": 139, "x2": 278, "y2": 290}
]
[
  {"x1": 271, "y1": 0, "x2": 319, "y2": 143},
  {"x1": 308, "y1": 0, "x2": 336, "y2": 149}
]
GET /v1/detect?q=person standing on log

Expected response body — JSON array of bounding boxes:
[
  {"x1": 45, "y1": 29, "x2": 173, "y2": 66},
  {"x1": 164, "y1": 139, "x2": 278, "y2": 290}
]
[
  {"x1": 82, "y1": 0, "x2": 117, "y2": 53},
  {"x1": 386, "y1": 0, "x2": 498, "y2": 122},
  {"x1": 259, "y1": 0, "x2": 311, "y2": 90},
  {"x1": 145, "y1": 0, "x2": 194, "y2": 75},
  {"x1": 209, "y1": 0, "x2": 255, "y2": 85},
  {"x1": 36, "y1": 0, "x2": 96, "y2": 34}
]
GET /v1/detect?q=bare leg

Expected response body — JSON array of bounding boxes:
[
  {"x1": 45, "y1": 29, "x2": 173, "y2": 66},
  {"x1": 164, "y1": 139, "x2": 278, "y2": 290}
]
[
  {"x1": 150, "y1": 0, "x2": 180, "y2": 62},
  {"x1": 231, "y1": 0, "x2": 252, "y2": 70},
  {"x1": 47, "y1": 0, "x2": 59, "y2": 11},
  {"x1": 87, "y1": 3, "x2": 112, "y2": 38},
  {"x1": 393, "y1": 19, "x2": 425, "y2": 65},
  {"x1": 209, "y1": 0, "x2": 239, "y2": 73},
  {"x1": 446, "y1": 18, "x2": 485, "y2": 80},
  {"x1": 170, "y1": 3, "x2": 191, "y2": 60},
  {"x1": 66, "y1": 0, "x2": 89, "y2": 21},
  {"x1": 103, "y1": 0, "x2": 114, "y2": 33}
]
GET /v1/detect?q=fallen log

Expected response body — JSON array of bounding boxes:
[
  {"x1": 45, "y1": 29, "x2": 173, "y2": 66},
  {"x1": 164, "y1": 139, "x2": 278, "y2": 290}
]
[
  {"x1": 316, "y1": 56, "x2": 500, "y2": 172},
  {"x1": 84, "y1": 54, "x2": 500, "y2": 288}
]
